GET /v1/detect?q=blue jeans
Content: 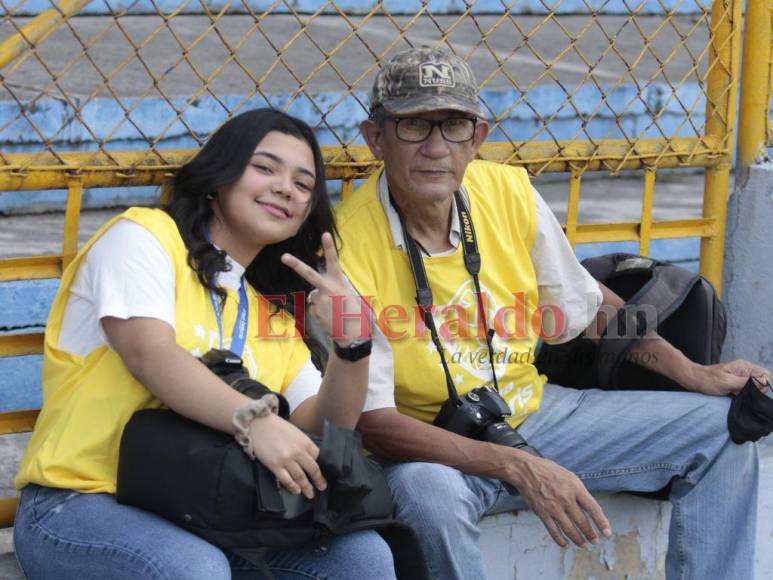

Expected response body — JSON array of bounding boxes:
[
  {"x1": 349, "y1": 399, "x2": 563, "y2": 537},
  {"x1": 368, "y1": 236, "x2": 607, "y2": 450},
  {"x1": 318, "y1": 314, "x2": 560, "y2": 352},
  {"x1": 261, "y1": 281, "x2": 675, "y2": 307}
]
[
  {"x1": 13, "y1": 484, "x2": 397, "y2": 580},
  {"x1": 384, "y1": 384, "x2": 759, "y2": 580}
]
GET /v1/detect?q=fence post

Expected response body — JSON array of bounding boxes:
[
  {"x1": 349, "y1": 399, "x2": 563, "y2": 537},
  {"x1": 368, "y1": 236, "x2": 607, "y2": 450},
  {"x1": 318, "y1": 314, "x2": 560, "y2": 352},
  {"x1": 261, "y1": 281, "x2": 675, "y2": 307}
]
[
  {"x1": 736, "y1": 0, "x2": 772, "y2": 182},
  {"x1": 700, "y1": 0, "x2": 744, "y2": 295}
]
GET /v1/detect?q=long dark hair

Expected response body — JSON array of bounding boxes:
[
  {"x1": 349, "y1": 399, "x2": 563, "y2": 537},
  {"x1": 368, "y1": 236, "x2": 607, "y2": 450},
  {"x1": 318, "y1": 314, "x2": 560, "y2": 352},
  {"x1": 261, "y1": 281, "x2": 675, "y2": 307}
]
[{"x1": 164, "y1": 108, "x2": 335, "y2": 313}]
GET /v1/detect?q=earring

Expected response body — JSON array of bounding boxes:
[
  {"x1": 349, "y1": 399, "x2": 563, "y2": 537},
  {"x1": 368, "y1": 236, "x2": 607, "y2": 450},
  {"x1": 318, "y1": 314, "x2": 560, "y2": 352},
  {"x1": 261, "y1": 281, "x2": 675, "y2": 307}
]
[{"x1": 206, "y1": 193, "x2": 215, "y2": 200}]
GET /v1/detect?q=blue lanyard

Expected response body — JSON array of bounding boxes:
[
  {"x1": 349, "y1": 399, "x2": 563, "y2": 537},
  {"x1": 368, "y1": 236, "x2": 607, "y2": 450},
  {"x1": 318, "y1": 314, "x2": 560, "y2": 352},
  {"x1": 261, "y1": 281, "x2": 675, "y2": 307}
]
[
  {"x1": 203, "y1": 225, "x2": 249, "y2": 357},
  {"x1": 209, "y1": 280, "x2": 249, "y2": 357}
]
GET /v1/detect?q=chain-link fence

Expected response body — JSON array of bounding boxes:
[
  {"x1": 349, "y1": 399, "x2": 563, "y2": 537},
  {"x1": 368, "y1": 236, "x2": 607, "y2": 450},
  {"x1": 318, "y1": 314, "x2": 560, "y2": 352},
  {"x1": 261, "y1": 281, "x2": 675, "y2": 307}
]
[
  {"x1": 0, "y1": 1, "x2": 732, "y2": 171},
  {"x1": 0, "y1": 0, "x2": 742, "y2": 287}
]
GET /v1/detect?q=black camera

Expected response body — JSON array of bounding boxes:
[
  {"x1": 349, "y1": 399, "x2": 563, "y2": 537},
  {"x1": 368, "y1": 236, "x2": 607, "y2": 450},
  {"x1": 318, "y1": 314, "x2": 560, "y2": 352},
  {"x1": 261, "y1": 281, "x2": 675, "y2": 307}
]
[
  {"x1": 433, "y1": 385, "x2": 539, "y2": 456},
  {"x1": 200, "y1": 348, "x2": 290, "y2": 419}
]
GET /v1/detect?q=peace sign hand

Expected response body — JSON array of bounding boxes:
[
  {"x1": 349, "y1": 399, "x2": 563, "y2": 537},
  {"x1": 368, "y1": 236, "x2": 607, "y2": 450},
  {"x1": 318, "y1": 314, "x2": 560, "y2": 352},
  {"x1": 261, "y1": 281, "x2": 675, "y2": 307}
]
[{"x1": 281, "y1": 232, "x2": 371, "y2": 346}]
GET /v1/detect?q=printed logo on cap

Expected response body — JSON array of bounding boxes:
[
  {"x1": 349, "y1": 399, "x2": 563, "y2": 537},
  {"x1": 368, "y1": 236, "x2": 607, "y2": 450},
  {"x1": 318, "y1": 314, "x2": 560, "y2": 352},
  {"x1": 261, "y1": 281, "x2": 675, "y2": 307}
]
[{"x1": 419, "y1": 62, "x2": 455, "y2": 88}]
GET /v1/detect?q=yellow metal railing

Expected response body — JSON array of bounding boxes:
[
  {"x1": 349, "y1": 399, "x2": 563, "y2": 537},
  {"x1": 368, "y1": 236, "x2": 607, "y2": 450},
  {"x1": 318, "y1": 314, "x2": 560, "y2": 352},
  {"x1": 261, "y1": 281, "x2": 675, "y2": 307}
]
[{"x1": 0, "y1": 0, "x2": 90, "y2": 69}]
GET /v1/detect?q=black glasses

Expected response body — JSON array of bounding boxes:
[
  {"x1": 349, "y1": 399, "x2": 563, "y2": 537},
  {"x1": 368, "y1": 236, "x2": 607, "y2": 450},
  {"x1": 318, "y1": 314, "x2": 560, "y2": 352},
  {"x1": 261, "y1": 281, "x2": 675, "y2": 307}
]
[{"x1": 387, "y1": 116, "x2": 477, "y2": 143}]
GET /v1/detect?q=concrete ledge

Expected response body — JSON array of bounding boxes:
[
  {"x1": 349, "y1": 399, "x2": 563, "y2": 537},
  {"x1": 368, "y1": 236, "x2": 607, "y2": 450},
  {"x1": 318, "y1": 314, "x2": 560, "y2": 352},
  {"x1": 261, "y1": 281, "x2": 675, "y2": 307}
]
[
  {"x1": 481, "y1": 440, "x2": 773, "y2": 579},
  {"x1": 2, "y1": 442, "x2": 772, "y2": 579},
  {"x1": 481, "y1": 495, "x2": 669, "y2": 579},
  {"x1": 0, "y1": 528, "x2": 21, "y2": 580},
  {"x1": 0, "y1": 496, "x2": 671, "y2": 580},
  {"x1": 0, "y1": 552, "x2": 22, "y2": 580}
]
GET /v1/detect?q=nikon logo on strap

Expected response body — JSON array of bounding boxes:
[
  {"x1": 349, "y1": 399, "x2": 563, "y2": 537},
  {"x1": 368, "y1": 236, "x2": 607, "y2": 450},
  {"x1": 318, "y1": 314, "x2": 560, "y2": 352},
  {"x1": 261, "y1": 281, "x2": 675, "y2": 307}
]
[
  {"x1": 461, "y1": 211, "x2": 474, "y2": 243},
  {"x1": 419, "y1": 62, "x2": 455, "y2": 87}
]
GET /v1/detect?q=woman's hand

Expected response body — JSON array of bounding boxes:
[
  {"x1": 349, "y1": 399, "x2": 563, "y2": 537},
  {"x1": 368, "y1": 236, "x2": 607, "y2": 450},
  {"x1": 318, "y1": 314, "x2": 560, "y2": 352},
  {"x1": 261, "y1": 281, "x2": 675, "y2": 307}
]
[
  {"x1": 248, "y1": 413, "x2": 327, "y2": 499},
  {"x1": 281, "y1": 232, "x2": 370, "y2": 346}
]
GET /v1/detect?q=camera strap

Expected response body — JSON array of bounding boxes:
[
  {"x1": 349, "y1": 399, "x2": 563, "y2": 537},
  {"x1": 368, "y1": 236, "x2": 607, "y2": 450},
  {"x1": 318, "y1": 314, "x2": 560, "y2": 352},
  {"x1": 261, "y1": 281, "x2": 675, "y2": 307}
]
[
  {"x1": 203, "y1": 224, "x2": 250, "y2": 358},
  {"x1": 389, "y1": 189, "x2": 500, "y2": 405}
]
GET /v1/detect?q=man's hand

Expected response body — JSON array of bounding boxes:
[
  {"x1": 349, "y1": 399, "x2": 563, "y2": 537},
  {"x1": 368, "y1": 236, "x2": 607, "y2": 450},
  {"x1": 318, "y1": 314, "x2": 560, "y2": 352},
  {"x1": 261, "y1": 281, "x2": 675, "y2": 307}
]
[
  {"x1": 504, "y1": 450, "x2": 611, "y2": 548},
  {"x1": 683, "y1": 359, "x2": 771, "y2": 396}
]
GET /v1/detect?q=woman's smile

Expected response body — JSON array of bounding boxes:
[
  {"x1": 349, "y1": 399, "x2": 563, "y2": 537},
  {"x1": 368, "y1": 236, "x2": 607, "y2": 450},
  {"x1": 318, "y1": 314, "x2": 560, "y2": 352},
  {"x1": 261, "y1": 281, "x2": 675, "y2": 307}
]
[{"x1": 257, "y1": 199, "x2": 292, "y2": 219}]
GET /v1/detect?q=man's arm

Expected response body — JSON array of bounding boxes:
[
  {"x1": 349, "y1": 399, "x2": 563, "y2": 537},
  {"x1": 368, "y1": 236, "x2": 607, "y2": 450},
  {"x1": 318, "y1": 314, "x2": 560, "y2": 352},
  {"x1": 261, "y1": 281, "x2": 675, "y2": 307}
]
[
  {"x1": 588, "y1": 283, "x2": 771, "y2": 395},
  {"x1": 358, "y1": 408, "x2": 611, "y2": 548}
]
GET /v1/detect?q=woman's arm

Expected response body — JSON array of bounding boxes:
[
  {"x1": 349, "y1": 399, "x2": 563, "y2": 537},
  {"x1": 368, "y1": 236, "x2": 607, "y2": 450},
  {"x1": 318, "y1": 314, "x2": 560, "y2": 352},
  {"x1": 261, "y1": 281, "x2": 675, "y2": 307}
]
[
  {"x1": 290, "y1": 349, "x2": 370, "y2": 433},
  {"x1": 102, "y1": 316, "x2": 326, "y2": 498},
  {"x1": 281, "y1": 233, "x2": 372, "y2": 432}
]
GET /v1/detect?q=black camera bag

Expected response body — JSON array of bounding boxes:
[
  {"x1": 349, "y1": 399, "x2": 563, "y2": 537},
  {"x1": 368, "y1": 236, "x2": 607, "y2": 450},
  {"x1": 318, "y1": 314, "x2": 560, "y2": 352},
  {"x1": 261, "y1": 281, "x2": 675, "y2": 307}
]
[
  {"x1": 116, "y1": 411, "x2": 429, "y2": 580},
  {"x1": 535, "y1": 253, "x2": 726, "y2": 390}
]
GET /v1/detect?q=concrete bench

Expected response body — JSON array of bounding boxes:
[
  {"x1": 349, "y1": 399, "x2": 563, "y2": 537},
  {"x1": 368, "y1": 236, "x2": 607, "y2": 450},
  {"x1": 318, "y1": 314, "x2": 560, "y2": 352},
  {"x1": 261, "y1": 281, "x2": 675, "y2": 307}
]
[
  {"x1": 4, "y1": 444, "x2": 773, "y2": 578},
  {"x1": 0, "y1": 494, "x2": 673, "y2": 580},
  {"x1": 9, "y1": 427, "x2": 773, "y2": 578}
]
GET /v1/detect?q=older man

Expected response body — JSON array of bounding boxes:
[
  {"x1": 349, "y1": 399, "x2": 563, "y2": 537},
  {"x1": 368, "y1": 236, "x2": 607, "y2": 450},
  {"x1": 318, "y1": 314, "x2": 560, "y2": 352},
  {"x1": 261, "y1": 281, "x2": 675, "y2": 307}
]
[{"x1": 334, "y1": 47, "x2": 767, "y2": 580}]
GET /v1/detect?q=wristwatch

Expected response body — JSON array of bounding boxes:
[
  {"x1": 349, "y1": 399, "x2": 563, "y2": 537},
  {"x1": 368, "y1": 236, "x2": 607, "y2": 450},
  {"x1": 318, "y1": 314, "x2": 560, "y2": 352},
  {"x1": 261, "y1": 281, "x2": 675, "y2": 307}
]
[{"x1": 332, "y1": 338, "x2": 373, "y2": 362}]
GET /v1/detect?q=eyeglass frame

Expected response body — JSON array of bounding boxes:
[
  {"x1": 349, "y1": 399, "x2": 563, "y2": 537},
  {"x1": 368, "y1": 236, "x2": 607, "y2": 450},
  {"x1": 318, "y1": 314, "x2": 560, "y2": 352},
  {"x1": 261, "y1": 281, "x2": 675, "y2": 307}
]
[{"x1": 370, "y1": 109, "x2": 478, "y2": 143}]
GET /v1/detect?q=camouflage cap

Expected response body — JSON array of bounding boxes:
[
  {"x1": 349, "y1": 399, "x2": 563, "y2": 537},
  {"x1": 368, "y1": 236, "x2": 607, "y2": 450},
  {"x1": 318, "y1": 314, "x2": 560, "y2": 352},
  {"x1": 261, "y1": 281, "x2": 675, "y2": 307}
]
[{"x1": 370, "y1": 47, "x2": 483, "y2": 117}]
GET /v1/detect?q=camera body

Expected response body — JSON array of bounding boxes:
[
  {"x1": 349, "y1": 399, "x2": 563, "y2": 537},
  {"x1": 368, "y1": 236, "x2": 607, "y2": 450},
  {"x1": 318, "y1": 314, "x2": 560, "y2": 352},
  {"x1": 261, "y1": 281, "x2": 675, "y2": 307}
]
[
  {"x1": 200, "y1": 348, "x2": 290, "y2": 419},
  {"x1": 433, "y1": 385, "x2": 537, "y2": 452}
]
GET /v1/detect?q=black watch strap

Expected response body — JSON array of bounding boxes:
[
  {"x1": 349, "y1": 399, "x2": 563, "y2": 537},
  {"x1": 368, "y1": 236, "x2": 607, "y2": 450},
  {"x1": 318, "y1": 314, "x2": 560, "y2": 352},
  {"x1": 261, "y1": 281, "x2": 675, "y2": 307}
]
[{"x1": 332, "y1": 338, "x2": 372, "y2": 362}]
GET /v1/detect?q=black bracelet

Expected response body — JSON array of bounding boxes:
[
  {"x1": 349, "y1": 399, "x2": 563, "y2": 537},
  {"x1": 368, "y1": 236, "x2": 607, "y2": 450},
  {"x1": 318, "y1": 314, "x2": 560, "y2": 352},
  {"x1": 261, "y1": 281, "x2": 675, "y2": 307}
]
[{"x1": 332, "y1": 338, "x2": 373, "y2": 362}]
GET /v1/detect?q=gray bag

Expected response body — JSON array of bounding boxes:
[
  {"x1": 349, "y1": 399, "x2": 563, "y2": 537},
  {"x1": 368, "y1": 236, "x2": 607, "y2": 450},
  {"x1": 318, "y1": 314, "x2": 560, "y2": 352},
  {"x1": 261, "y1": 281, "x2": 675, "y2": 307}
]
[{"x1": 535, "y1": 253, "x2": 726, "y2": 390}]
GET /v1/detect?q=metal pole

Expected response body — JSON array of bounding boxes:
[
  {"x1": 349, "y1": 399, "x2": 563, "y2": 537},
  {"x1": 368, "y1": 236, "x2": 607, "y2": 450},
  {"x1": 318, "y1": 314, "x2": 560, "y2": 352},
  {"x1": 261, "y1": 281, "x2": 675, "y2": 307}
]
[
  {"x1": 700, "y1": 0, "x2": 744, "y2": 294},
  {"x1": 736, "y1": 0, "x2": 772, "y2": 184},
  {"x1": 0, "y1": 0, "x2": 91, "y2": 71}
]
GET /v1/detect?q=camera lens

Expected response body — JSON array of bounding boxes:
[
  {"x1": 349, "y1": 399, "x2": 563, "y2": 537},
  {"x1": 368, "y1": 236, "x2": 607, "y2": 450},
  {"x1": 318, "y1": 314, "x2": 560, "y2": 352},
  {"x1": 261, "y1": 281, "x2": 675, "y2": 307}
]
[{"x1": 479, "y1": 422, "x2": 523, "y2": 447}]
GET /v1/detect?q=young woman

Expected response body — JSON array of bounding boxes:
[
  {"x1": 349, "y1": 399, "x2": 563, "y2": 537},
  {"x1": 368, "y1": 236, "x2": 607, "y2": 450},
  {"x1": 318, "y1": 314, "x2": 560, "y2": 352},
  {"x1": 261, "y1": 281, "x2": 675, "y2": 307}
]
[{"x1": 13, "y1": 109, "x2": 394, "y2": 579}]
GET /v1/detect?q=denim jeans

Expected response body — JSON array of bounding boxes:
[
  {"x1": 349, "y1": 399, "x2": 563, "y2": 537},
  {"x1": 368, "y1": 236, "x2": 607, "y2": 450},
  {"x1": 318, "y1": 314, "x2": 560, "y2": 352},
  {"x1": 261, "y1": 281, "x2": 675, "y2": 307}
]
[
  {"x1": 384, "y1": 384, "x2": 759, "y2": 580},
  {"x1": 13, "y1": 484, "x2": 397, "y2": 580}
]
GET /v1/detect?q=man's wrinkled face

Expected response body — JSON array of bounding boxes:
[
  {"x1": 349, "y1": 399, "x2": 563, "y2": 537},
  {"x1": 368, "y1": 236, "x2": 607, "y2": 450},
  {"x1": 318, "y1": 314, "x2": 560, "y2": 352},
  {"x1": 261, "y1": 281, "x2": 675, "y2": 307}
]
[{"x1": 362, "y1": 109, "x2": 489, "y2": 204}]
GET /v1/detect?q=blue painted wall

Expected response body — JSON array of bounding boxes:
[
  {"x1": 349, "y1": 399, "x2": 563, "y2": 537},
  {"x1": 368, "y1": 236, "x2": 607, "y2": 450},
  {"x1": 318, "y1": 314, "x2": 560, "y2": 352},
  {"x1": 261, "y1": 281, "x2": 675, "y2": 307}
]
[
  {"x1": 0, "y1": 82, "x2": 707, "y2": 213},
  {"x1": 4, "y1": 0, "x2": 711, "y2": 16},
  {"x1": 2, "y1": 83, "x2": 694, "y2": 148}
]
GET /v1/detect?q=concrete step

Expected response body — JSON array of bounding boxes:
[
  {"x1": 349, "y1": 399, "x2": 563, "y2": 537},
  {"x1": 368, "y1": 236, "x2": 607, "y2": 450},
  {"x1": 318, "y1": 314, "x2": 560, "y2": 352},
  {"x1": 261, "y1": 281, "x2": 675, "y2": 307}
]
[{"x1": 0, "y1": 552, "x2": 22, "y2": 580}]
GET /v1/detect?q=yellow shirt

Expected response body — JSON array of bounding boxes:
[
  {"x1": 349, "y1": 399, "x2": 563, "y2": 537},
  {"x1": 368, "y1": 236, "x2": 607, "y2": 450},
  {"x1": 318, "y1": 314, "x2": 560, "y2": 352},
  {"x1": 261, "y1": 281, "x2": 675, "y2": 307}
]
[
  {"x1": 336, "y1": 160, "x2": 546, "y2": 427},
  {"x1": 16, "y1": 208, "x2": 310, "y2": 493}
]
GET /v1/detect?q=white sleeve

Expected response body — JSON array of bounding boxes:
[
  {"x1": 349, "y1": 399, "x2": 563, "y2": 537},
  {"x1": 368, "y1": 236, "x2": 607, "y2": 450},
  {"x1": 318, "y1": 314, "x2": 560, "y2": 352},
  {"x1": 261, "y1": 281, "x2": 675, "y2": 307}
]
[
  {"x1": 530, "y1": 189, "x2": 603, "y2": 344},
  {"x1": 283, "y1": 359, "x2": 322, "y2": 414},
  {"x1": 340, "y1": 274, "x2": 396, "y2": 412},
  {"x1": 89, "y1": 220, "x2": 176, "y2": 327},
  {"x1": 362, "y1": 319, "x2": 397, "y2": 412},
  {"x1": 58, "y1": 219, "x2": 176, "y2": 356}
]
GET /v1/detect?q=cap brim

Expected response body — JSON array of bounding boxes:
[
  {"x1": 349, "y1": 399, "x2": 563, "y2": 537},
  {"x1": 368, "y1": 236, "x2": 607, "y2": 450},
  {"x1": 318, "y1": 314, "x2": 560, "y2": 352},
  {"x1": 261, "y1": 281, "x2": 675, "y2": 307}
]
[{"x1": 381, "y1": 95, "x2": 483, "y2": 118}]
